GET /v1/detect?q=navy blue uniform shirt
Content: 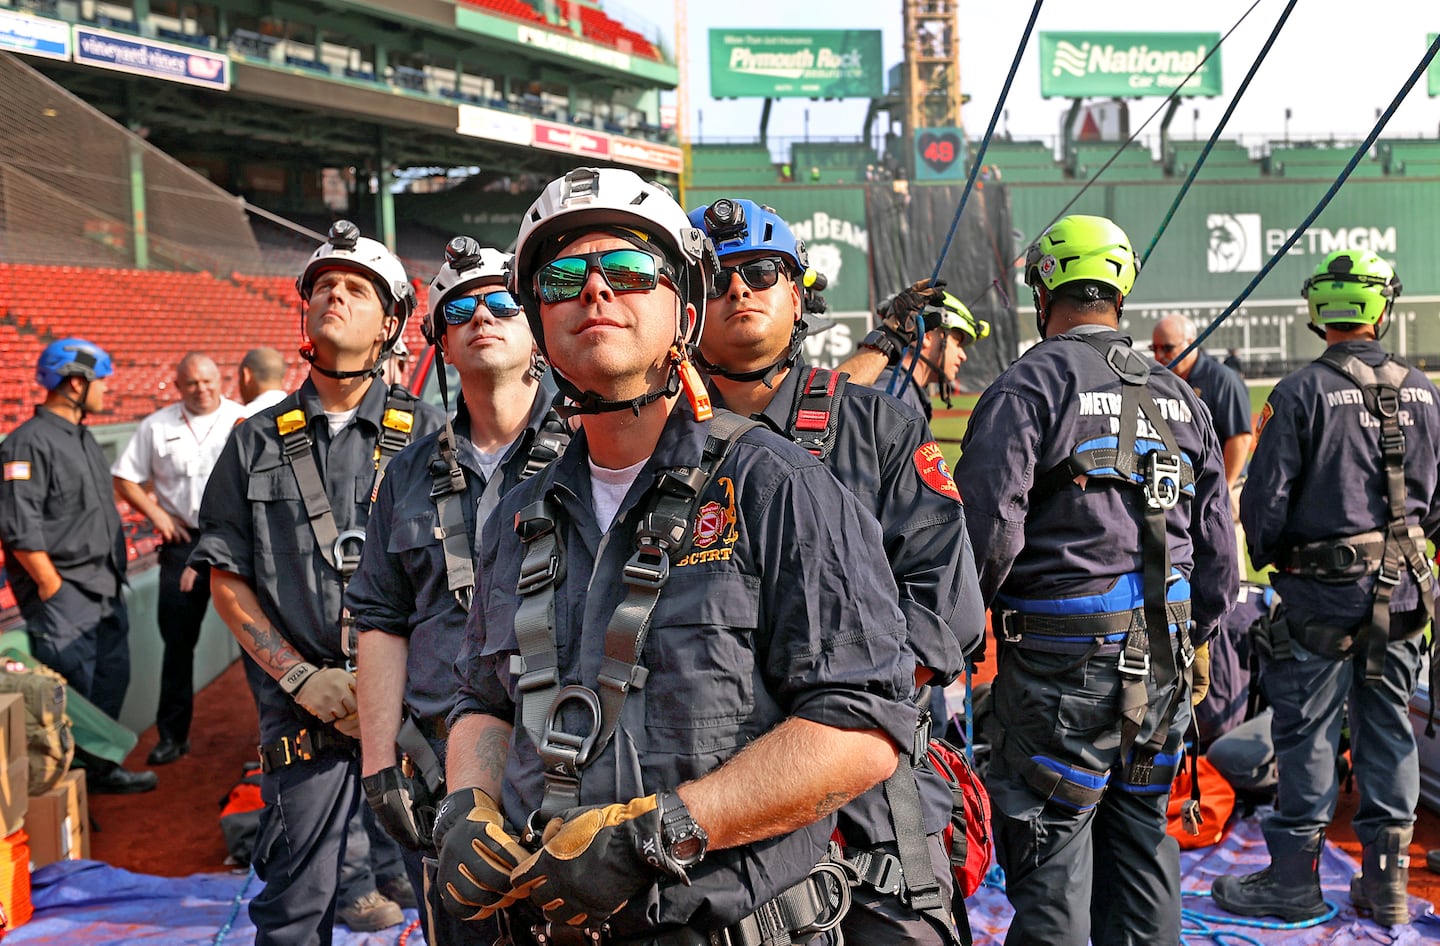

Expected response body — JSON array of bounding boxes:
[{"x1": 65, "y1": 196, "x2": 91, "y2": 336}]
[
  {"x1": 1184, "y1": 350, "x2": 1252, "y2": 444},
  {"x1": 715, "y1": 358, "x2": 984, "y2": 842},
  {"x1": 345, "y1": 383, "x2": 560, "y2": 724},
  {"x1": 1241, "y1": 339, "x2": 1440, "y2": 628},
  {"x1": 192, "y1": 377, "x2": 442, "y2": 740},
  {"x1": 955, "y1": 327, "x2": 1237, "y2": 642},
  {"x1": 451, "y1": 402, "x2": 917, "y2": 935},
  {"x1": 0, "y1": 407, "x2": 126, "y2": 605}
]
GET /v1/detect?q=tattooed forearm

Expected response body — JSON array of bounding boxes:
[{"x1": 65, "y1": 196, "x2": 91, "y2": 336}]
[
  {"x1": 476, "y1": 726, "x2": 510, "y2": 786},
  {"x1": 241, "y1": 621, "x2": 304, "y2": 672},
  {"x1": 814, "y1": 790, "x2": 849, "y2": 819}
]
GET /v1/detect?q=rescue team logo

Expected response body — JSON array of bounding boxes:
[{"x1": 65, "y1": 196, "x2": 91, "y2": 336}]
[
  {"x1": 914, "y1": 441, "x2": 961, "y2": 502},
  {"x1": 678, "y1": 476, "x2": 739, "y2": 567},
  {"x1": 1255, "y1": 401, "x2": 1274, "y2": 441},
  {"x1": 2, "y1": 461, "x2": 30, "y2": 481}
]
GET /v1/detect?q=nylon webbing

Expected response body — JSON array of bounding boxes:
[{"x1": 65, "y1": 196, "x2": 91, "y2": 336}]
[
  {"x1": 509, "y1": 411, "x2": 759, "y2": 821},
  {"x1": 787, "y1": 366, "x2": 847, "y2": 458},
  {"x1": 1315, "y1": 351, "x2": 1436, "y2": 708}
]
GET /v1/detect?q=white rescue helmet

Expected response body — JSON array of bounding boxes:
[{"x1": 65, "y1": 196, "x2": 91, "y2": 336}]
[
  {"x1": 297, "y1": 220, "x2": 417, "y2": 327},
  {"x1": 510, "y1": 167, "x2": 717, "y2": 356}
]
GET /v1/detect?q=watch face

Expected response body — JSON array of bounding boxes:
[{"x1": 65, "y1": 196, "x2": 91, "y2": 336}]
[{"x1": 669, "y1": 831, "x2": 705, "y2": 866}]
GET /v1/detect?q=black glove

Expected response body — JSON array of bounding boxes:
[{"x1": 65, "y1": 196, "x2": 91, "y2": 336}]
[
  {"x1": 362, "y1": 765, "x2": 434, "y2": 852},
  {"x1": 435, "y1": 788, "x2": 530, "y2": 921},
  {"x1": 509, "y1": 794, "x2": 687, "y2": 929}
]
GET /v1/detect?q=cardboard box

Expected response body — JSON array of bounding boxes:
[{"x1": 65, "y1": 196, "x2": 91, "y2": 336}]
[
  {"x1": 0, "y1": 757, "x2": 27, "y2": 837},
  {"x1": 0, "y1": 693, "x2": 23, "y2": 764},
  {"x1": 26, "y1": 769, "x2": 87, "y2": 869}
]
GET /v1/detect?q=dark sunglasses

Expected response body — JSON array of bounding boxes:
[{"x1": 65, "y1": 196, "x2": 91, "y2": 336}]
[
  {"x1": 535, "y1": 248, "x2": 674, "y2": 304},
  {"x1": 441, "y1": 291, "x2": 523, "y2": 324},
  {"x1": 708, "y1": 257, "x2": 787, "y2": 299}
]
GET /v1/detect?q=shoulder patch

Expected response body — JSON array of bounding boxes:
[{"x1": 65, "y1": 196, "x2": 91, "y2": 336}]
[
  {"x1": 3, "y1": 461, "x2": 31, "y2": 482},
  {"x1": 1255, "y1": 401, "x2": 1273, "y2": 441},
  {"x1": 913, "y1": 441, "x2": 961, "y2": 502}
]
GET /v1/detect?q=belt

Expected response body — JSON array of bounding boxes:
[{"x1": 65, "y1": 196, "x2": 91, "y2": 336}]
[
  {"x1": 999, "y1": 601, "x2": 1192, "y2": 653},
  {"x1": 257, "y1": 727, "x2": 355, "y2": 774},
  {"x1": 1283, "y1": 531, "x2": 1388, "y2": 578}
]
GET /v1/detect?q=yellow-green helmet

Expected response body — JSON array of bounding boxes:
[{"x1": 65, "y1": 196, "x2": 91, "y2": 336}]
[
  {"x1": 1301, "y1": 250, "x2": 1400, "y2": 327},
  {"x1": 1024, "y1": 214, "x2": 1139, "y2": 298},
  {"x1": 925, "y1": 291, "x2": 992, "y2": 345}
]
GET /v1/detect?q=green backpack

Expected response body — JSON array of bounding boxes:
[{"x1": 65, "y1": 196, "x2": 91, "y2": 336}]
[{"x1": 0, "y1": 660, "x2": 74, "y2": 795}]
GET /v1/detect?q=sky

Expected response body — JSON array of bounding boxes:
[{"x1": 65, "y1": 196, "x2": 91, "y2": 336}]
[{"x1": 618, "y1": 0, "x2": 1439, "y2": 149}]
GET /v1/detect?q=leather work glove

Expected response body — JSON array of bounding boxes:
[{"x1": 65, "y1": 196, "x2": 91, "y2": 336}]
[
  {"x1": 509, "y1": 794, "x2": 687, "y2": 930},
  {"x1": 1190, "y1": 643, "x2": 1211, "y2": 706},
  {"x1": 286, "y1": 665, "x2": 358, "y2": 723},
  {"x1": 435, "y1": 788, "x2": 531, "y2": 921},
  {"x1": 879, "y1": 277, "x2": 948, "y2": 336},
  {"x1": 363, "y1": 764, "x2": 434, "y2": 851}
]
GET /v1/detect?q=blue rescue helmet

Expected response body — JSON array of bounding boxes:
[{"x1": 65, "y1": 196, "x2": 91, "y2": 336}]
[
  {"x1": 688, "y1": 198, "x2": 808, "y2": 274},
  {"x1": 37, "y1": 338, "x2": 112, "y2": 390}
]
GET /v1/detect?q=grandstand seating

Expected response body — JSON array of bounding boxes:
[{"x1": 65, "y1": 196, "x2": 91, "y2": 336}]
[
  {"x1": 458, "y1": 0, "x2": 664, "y2": 61},
  {"x1": 0, "y1": 264, "x2": 431, "y2": 429}
]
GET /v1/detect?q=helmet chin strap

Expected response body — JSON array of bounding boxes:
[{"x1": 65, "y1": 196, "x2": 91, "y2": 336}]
[
  {"x1": 298, "y1": 316, "x2": 404, "y2": 381},
  {"x1": 692, "y1": 320, "x2": 804, "y2": 388},
  {"x1": 59, "y1": 377, "x2": 94, "y2": 421}
]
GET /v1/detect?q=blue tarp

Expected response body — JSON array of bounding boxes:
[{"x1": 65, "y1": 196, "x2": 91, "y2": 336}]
[{"x1": 4, "y1": 816, "x2": 1437, "y2": 945}]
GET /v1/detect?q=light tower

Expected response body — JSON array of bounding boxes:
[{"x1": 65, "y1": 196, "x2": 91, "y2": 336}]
[{"x1": 901, "y1": 0, "x2": 964, "y2": 178}]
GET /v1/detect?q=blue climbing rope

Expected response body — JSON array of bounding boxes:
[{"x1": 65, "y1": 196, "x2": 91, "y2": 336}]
[
  {"x1": 1181, "y1": 888, "x2": 1339, "y2": 943},
  {"x1": 213, "y1": 865, "x2": 257, "y2": 946},
  {"x1": 1169, "y1": 32, "x2": 1440, "y2": 372},
  {"x1": 1139, "y1": 0, "x2": 1299, "y2": 270},
  {"x1": 887, "y1": 0, "x2": 1043, "y2": 399}
]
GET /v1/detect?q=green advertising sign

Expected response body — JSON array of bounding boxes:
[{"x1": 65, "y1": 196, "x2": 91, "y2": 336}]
[
  {"x1": 1039, "y1": 32, "x2": 1221, "y2": 99},
  {"x1": 709, "y1": 29, "x2": 882, "y2": 99},
  {"x1": 1431, "y1": 34, "x2": 1439, "y2": 96}
]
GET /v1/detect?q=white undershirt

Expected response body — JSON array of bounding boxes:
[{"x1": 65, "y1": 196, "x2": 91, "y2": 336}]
[
  {"x1": 325, "y1": 407, "x2": 358, "y2": 437},
  {"x1": 470, "y1": 439, "x2": 516, "y2": 485},
  {"x1": 589, "y1": 456, "x2": 648, "y2": 532}
]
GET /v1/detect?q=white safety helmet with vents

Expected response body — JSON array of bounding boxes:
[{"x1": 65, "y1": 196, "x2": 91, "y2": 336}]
[
  {"x1": 510, "y1": 167, "x2": 717, "y2": 356},
  {"x1": 425, "y1": 237, "x2": 514, "y2": 349},
  {"x1": 297, "y1": 220, "x2": 417, "y2": 325}
]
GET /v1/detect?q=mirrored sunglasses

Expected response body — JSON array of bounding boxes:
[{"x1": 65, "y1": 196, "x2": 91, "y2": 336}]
[
  {"x1": 708, "y1": 257, "x2": 786, "y2": 299},
  {"x1": 535, "y1": 248, "x2": 673, "y2": 304},
  {"x1": 442, "y1": 291, "x2": 523, "y2": 324}
]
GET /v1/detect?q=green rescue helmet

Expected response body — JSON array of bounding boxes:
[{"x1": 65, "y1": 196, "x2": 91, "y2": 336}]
[
  {"x1": 926, "y1": 291, "x2": 991, "y2": 346},
  {"x1": 1024, "y1": 214, "x2": 1139, "y2": 299},
  {"x1": 1301, "y1": 250, "x2": 1400, "y2": 328}
]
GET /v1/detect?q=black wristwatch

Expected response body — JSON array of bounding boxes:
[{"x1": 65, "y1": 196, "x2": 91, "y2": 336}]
[
  {"x1": 860, "y1": 328, "x2": 905, "y2": 367},
  {"x1": 659, "y1": 792, "x2": 709, "y2": 868}
]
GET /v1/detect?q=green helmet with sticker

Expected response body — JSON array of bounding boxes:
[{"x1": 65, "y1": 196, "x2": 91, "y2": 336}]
[
  {"x1": 1301, "y1": 250, "x2": 1400, "y2": 328},
  {"x1": 925, "y1": 291, "x2": 991, "y2": 345},
  {"x1": 1024, "y1": 214, "x2": 1139, "y2": 299}
]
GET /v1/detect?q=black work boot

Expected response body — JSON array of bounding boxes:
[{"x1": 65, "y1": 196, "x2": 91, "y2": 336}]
[
  {"x1": 1212, "y1": 832, "x2": 1327, "y2": 922},
  {"x1": 1350, "y1": 826, "x2": 1412, "y2": 927}
]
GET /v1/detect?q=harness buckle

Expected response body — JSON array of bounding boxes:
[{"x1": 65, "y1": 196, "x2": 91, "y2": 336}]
[
  {"x1": 1142, "y1": 451, "x2": 1183, "y2": 511},
  {"x1": 623, "y1": 545, "x2": 670, "y2": 589},
  {"x1": 333, "y1": 529, "x2": 366, "y2": 578},
  {"x1": 517, "y1": 552, "x2": 561, "y2": 595},
  {"x1": 539, "y1": 685, "x2": 603, "y2": 772},
  {"x1": 1118, "y1": 648, "x2": 1150, "y2": 678},
  {"x1": 999, "y1": 611, "x2": 1023, "y2": 645}
]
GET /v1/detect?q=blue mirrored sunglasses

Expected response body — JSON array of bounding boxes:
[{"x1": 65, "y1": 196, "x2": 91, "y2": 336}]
[{"x1": 441, "y1": 291, "x2": 523, "y2": 324}]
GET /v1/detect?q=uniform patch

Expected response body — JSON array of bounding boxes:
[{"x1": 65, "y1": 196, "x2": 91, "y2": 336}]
[
  {"x1": 1255, "y1": 401, "x2": 1274, "y2": 441},
  {"x1": 914, "y1": 441, "x2": 961, "y2": 502},
  {"x1": 3, "y1": 461, "x2": 31, "y2": 482},
  {"x1": 692, "y1": 501, "x2": 727, "y2": 549}
]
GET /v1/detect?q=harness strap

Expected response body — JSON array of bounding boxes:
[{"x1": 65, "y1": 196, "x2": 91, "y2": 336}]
[
  {"x1": 509, "y1": 411, "x2": 759, "y2": 821},
  {"x1": 275, "y1": 385, "x2": 418, "y2": 653},
  {"x1": 785, "y1": 367, "x2": 847, "y2": 459},
  {"x1": 397, "y1": 714, "x2": 444, "y2": 795},
  {"x1": 1314, "y1": 350, "x2": 1435, "y2": 696},
  {"x1": 257, "y1": 727, "x2": 354, "y2": 774}
]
